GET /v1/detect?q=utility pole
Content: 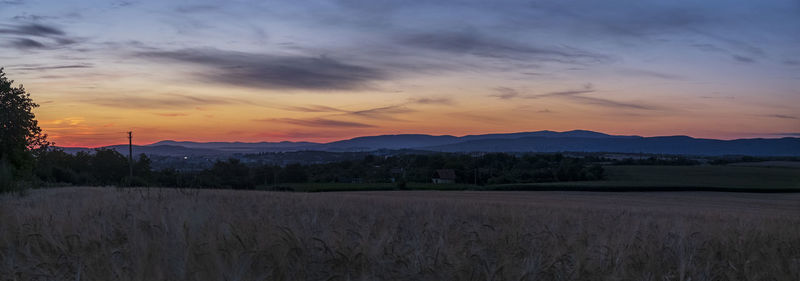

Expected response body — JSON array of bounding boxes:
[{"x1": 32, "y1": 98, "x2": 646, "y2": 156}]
[{"x1": 128, "y1": 131, "x2": 133, "y2": 180}]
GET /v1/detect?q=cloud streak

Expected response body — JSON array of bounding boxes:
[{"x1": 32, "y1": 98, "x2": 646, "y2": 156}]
[
  {"x1": 0, "y1": 23, "x2": 80, "y2": 50},
  {"x1": 85, "y1": 94, "x2": 233, "y2": 109},
  {"x1": 400, "y1": 31, "x2": 610, "y2": 64},
  {"x1": 9, "y1": 63, "x2": 93, "y2": 71},
  {"x1": 763, "y1": 114, "x2": 798, "y2": 120},
  {"x1": 137, "y1": 48, "x2": 387, "y2": 90},
  {"x1": 490, "y1": 87, "x2": 519, "y2": 99},
  {"x1": 257, "y1": 118, "x2": 375, "y2": 128},
  {"x1": 524, "y1": 84, "x2": 661, "y2": 110}
]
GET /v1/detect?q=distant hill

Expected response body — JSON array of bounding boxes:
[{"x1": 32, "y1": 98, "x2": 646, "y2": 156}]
[
  {"x1": 56, "y1": 130, "x2": 800, "y2": 156},
  {"x1": 60, "y1": 145, "x2": 225, "y2": 157},
  {"x1": 150, "y1": 140, "x2": 318, "y2": 152},
  {"x1": 422, "y1": 136, "x2": 800, "y2": 156}
]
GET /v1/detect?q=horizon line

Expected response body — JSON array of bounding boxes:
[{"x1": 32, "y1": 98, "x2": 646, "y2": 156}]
[{"x1": 52, "y1": 129, "x2": 799, "y2": 148}]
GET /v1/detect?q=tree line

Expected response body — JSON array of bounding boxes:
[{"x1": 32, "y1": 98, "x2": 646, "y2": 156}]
[{"x1": 30, "y1": 149, "x2": 605, "y2": 190}]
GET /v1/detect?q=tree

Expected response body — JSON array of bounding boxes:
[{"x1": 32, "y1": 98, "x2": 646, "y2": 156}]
[
  {"x1": 91, "y1": 149, "x2": 128, "y2": 185},
  {"x1": 0, "y1": 68, "x2": 49, "y2": 189}
]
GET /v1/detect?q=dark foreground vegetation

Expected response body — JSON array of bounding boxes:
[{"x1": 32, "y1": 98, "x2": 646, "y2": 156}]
[
  {"x1": 2, "y1": 188, "x2": 798, "y2": 280},
  {"x1": 31, "y1": 148, "x2": 605, "y2": 190}
]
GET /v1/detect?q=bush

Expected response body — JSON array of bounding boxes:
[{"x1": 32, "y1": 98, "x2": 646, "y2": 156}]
[{"x1": 0, "y1": 159, "x2": 14, "y2": 193}]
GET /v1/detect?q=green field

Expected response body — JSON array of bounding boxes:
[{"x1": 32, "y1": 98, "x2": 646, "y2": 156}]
[{"x1": 270, "y1": 165, "x2": 800, "y2": 192}]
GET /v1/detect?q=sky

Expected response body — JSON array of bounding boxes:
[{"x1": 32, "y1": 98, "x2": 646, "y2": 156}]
[{"x1": 1, "y1": 0, "x2": 799, "y2": 147}]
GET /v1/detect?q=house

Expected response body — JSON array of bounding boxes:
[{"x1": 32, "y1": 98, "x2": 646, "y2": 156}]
[
  {"x1": 432, "y1": 169, "x2": 456, "y2": 184},
  {"x1": 390, "y1": 168, "x2": 404, "y2": 183}
]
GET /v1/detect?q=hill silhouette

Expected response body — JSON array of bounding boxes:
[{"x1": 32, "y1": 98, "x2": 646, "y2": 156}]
[{"x1": 58, "y1": 130, "x2": 800, "y2": 156}]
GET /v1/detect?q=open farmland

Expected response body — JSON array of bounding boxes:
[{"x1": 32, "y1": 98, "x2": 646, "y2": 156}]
[
  {"x1": 491, "y1": 165, "x2": 800, "y2": 192},
  {"x1": 2, "y1": 187, "x2": 799, "y2": 280}
]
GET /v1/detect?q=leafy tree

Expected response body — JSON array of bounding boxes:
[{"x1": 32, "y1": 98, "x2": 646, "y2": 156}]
[
  {"x1": 92, "y1": 149, "x2": 128, "y2": 185},
  {"x1": 210, "y1": 158, "x2": 253, "y2": 189},
  {"x1": 0, "y1": 68, "x2": 49, "y2": 191},
  {"x1": 134, "y1": 153, "x2": 152, "y2": 178}
]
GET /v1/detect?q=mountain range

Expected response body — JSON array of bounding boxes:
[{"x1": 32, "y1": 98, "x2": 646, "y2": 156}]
[{"x1": 59, "y1": 130, "x2": 800, "y2": 157}]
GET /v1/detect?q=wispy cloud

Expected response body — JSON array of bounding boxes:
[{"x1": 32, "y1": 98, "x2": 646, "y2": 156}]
[
  {"x1": 400, "y1": 31, "x2": 610, "y2": 64},
  {"x1": 490, "y1": 87, "x2": 519, "y2": 99},
  {"x1": 86, "y1": 94, "x2": 232, "y2": 109},
  {"x1": 154, "y1": 113, "x2": 188, "y2": 117},
  {"x1": 10, "y1": 38, "x2": 45, "y2": 49},
  {"x1": 137, "y1": 48, "x2": 387, "y2": 90},
  {"x1": 256, "y1": 118, "x2": 375, "y2": 128},
  {"x1": 767, "y1": 132, "x2": 800, "y2": 137},
  {"x1": 527, "y1": 84, "x2": 661, "y2": 110},
  {"x1": 0, "y1": 23, "x2": 64, "y2": 36},
  {"x1": 732, "y1": 55, "x2": 756, "y2": 63},
  {"x1": 8, "y1": 63, "x2": 93, "y2": 71},
  {"x1": 349, "y1": 105, "x2": 415, "y2": 120},
  {"x1": 0, "y1": 23, "x2": 80, "y2": 50},
  {"x1": 763, "y1": 114, "x2": 798, "y2": 120},
  {"x1": 616, "y1": 68, "x2": 684, "y2": 80},
  {"x1": 409, "y1": 97, "x2": 453, "y2": 105},
  {"x1": 282, "y1": 105, "x2": 348, "y2": 113},
  {"x1": 281, "y1": 104, "x2": 415, "y2": 121}
]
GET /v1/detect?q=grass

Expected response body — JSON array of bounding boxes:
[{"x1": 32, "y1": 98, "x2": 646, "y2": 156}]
[
  {"x1": 603, "y1": 165, "x2": 800, "y2": 189},
  {"x1": 263, "y1": 165, "x2": 800, "y2": 192},
  {"x1": 268, "y1": 182, "x2": 476, "y2": 192},
  {"x1": 487, "y1": 165, "x2": 800, "y2": 192},
  {"x1": 2, "y1": 187, "x2": 799, "y2": 280}
]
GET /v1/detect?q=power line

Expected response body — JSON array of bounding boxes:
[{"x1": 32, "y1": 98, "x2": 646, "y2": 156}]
[{"x1": 128, "y1": 131, "x2": 133, "y2": 181}]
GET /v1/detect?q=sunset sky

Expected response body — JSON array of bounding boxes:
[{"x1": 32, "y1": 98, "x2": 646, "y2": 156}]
[{"x1": 2, "y1": 0, "x2": 799, "y2": 147}]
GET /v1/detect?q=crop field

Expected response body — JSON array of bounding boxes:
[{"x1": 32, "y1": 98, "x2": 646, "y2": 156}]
[
  {"x1": 279, "y1": 165, "x2": 800, "y2": 192},
  {"x1": 2, "y1": 187, "x2": 799, "y2": 280},
  {"x1": 488, "y1": 165, "x2": 800, "y2": 192}
]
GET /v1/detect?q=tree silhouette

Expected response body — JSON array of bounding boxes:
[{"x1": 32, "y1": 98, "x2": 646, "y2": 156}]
[{"x1": 0, "y1": 68, "x2": 49, "y2": 190}]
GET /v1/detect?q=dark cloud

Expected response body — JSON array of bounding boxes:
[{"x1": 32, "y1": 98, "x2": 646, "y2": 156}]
[
  {"x1": 732, "y1": 55, "x2": 756, "y2": 63},
  {"x1": 174, "y1": 4, "x2": 221, "y2": 13},
  {"x1": 767, "y1": 132, "x2": 800, "y2": 137},
  {"x1": 10, "y1": 38, "x2": 45, "y2": 49},
  {"x1": 282, "y1": 105, "x2": 348, "y2": 113},
  {"x1": 12, "y1": 14, "x2": 53, "y2": 21},
  {"x1": 257, "y1": 118, "x2": 375, "y2": 128},
  {"x1": 281, "y1": 103, "x2": 419, "y2": 122},
  {"x1": 112, "y1": 1, "x2": 136, "y2": 8},
  {"x1": 410, "y1": 97, "x2": 453, "y2": 105},
  {"x1": 137, "y1": 48, "x2": 386, "y2": 90},
  {"x1": 155, "y1": 113, "x2": 188, "y2": 117},
  {"x1": 349, "y1": 105, "x2": 415, "y2": 120},
  {"x1": 86, "y1": 94, "x2": 233, "y2": 109},
  {"x1": 691, "y1": 43, "x2": 726, "y2": 53},
  {"x1": 490, "y1": 87, "x2": 520, "y2": 99},
  {"x1": 527, "y1": 84, "x2": 660, "y2": 110},
  {"x1": 695, "y1": 30, "x2": 765, "y2": 56},
  {"x1": 700, "y1": 95, "x2": 735, "y2": 100},
  {"x1": 400, "y1": 31, "x2": 610, "y2": 64},
  {"x1": 0, "y1": 23, "x2": 64, "y2": 36},
  {"x1": 763, "y1": 114, "x2": 798, "y2": 120},
  {"x1": 9, "y1": 63, "x2": 93, "y2": 71},
  {"x1": 784, "y1": 60, "x2": 800, "y2": 66},
  {"x1": 528, "y1": 89, "x2": 594, "y2": 98},
  {"x1": 567, "y1": 95, "x2": 660, "y2": 110},
  {"x1": 0, "y1": 23, "x2": 79, "y2": 50},
  {"x1": 616, "y1": 68, "x2": 684, "y2": 80}
]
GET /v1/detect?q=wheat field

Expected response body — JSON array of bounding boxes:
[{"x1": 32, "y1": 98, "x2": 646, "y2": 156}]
[{"x1": 1, "y1": 187, "x2": 799, "y2": 281}]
